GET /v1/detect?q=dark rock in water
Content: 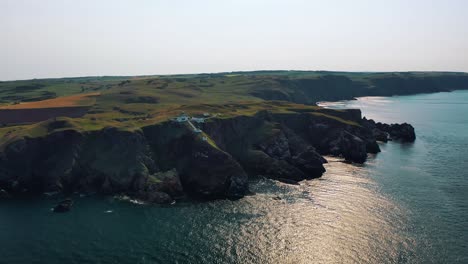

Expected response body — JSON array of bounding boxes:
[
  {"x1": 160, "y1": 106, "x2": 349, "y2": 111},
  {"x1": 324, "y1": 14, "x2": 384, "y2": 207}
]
[
  {"x1": 181, "y1": 137, "x2": 249, "y2": 199},
  {"x1": 365, "y1": 139, "x2": 381, "y2": 154},
  {"x1": 243, "y1": 150, "x2": 307, "y2": 182},
  {"x1": 277, "y1": 178, "x2": 300, "y2": 185},
  {"x1": 291, "y1": 148, "x2": 327, "y2": 178},
  {"x1": 135, "y1": 169, "x2": 182, "y2": 204},
  {"x1": 0, "y1": 189, "x2": 10, "y2": 199},
  {"x1": 376, "y1": 122, "x2": 416, "y2": 142},
  {"x1": 236, "y1": 122, "x2": 327, "y2": 182},
  {"x1": 372, "y1": 128, "x2": 389, "y2": 142},
  {"x1": 391, "y1": 123, "x2": 416, "y2": 142},
  {"x1": 53, "y1": 199, "x2": 73, "y2": 213},
  {"x1": 142, "y1": 122, "x2": 250, "y2": 199},
  {"x1": 150, "y1": 169, "x2": 184, "y2": 198},
  {"x1": 361, "y1": 118, "x2": 388, "y2": 143},
  {"x1": 144, "y1": 191, "x2": 173, "y2": 204},
  {"x1": 329, "y1": 131, "x2": 367, "y2": 163},
  {"x1": 362, "y1": 118, "x2": 415, "y2": 142}
]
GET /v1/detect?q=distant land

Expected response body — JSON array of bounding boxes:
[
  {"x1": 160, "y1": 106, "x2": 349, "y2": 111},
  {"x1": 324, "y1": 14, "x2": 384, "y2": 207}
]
[{"x1": 1, "y1": 71, "x2": 466, "y2": 203}]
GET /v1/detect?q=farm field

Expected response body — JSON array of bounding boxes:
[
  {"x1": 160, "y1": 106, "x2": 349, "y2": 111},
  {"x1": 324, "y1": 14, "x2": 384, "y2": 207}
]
[{"x1": 0, "y1": 92, "x2": 100, "y2": 109}]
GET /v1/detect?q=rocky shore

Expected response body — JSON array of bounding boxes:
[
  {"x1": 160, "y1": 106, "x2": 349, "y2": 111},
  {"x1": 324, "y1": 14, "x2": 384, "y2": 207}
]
[{"x1": 0, "y1": 108, "x2": 415, "y2": 203}]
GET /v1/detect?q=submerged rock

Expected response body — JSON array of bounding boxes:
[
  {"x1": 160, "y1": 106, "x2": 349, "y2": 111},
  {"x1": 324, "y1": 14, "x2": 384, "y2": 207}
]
[
  {"x1": 52, "y1": 199, "x2": 73, "y2": 213},
  {"x1": 0, "y1": 189, "x2": 10, "y2": 199}
]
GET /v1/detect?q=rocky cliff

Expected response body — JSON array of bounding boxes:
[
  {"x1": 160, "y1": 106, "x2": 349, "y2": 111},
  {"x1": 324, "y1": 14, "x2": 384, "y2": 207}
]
[
  {"x1": 0, "y1": 109, "x2": 415, "y2": 202},
  {"x1": 250, "y1": 74, "x2": 468, "y2": 104}
]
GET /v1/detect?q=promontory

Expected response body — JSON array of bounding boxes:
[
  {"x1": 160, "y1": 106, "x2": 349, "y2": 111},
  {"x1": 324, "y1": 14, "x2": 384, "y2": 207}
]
[{"x1": 2, "y1": 71, "x2": 467, "y2": 202}]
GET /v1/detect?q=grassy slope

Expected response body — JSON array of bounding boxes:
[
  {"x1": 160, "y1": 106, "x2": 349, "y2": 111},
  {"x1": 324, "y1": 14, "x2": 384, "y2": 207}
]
[{"x1": 1, "y1": 71, "x2": 467, "y2": 143}]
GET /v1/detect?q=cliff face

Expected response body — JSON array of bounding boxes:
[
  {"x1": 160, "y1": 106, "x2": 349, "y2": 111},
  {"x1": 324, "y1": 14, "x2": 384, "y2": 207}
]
[
  {"x1": 250, "y1": 75, "x2": 468, "y2": 104},
  {"x1": 0, "y1": 127, "x2": 156, "y2": 195},
  {"x1": 141, "y1": 122, "x2": 248, "y2": 199},
  {"x1": 0, "y1": 109, "x2": 415, "y2": 202}
]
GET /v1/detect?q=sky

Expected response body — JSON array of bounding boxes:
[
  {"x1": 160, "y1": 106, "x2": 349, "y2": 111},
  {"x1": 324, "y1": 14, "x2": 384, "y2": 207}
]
[{"x1": 1, "y1": 0, "x2": 468, "y2": 81}]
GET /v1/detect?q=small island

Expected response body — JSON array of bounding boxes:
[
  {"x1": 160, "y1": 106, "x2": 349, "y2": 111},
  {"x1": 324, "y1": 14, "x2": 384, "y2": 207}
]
[{"x1": 2, "y1": 71, "x2": 466, "y2": 203}]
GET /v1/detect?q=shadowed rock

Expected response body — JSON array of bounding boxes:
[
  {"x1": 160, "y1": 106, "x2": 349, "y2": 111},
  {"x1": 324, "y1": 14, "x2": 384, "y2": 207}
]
[{"x1": 53, "y1": 199, "x2": 73, "y2": 213}]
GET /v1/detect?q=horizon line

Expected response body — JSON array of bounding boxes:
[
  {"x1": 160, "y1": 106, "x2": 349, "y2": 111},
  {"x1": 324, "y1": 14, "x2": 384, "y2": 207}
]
[{"x1": 2, "y1": 69, "x2": 468, "y2": 82}]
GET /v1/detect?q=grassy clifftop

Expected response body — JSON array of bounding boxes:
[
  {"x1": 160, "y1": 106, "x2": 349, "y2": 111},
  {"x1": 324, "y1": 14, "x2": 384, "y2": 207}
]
[{"x1": 0, "y1": 71, "x2": 467, "y2": 143}]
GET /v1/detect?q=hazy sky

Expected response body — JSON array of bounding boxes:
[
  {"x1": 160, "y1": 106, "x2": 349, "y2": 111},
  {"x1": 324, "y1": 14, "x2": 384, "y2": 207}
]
[{"x1": 1, "y1": 0, "x2": 468, "y2": 80}]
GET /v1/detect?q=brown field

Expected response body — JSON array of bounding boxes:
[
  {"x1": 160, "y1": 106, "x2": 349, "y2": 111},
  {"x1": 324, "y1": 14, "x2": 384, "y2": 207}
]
[
  {"x1": 0, "y1": 92, "x2": 100, "y2": 109},
  {"x1": 0, "y1": 107, "x2": 90, "y2": 124},
  {"x1": 0, "y1": 93, "x2": 99, "y2": 124}
]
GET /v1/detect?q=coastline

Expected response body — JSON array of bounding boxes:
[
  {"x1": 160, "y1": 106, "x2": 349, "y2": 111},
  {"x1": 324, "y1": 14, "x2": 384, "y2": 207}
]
[
  {"x1": 2, "y1": 90, "x2": 467, "y2": 263},
  {"x1": 4, "y1": 72, "x2": 468, "y2": 202},
  {"x1": 0, "y1": 105, "x2": 415, "y2": 203}
]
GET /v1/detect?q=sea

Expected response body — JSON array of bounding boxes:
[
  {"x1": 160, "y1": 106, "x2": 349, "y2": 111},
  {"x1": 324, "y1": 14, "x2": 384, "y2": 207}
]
[{"x1": 1, "y1": 90, "x2": 467, "y2": 264}]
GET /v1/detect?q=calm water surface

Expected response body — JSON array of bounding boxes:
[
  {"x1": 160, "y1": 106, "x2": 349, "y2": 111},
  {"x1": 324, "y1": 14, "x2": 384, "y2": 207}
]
[{"x1": 1, "y1": 91, "x2": 467, "y2": 263}]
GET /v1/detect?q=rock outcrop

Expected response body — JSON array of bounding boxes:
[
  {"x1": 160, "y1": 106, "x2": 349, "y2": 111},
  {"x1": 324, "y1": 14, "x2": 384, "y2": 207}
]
[
  {"x1": 135, "y1": 169, "x2": 183, "y2": 204},
  {"x1": 363, "y1": 118, "x2": 416, "y2": 142},
  {"x1": 141, "y1": 122, "x2": 249, "y2": 199},
  {"x1": 0, "y1": 188, "x2": 10, "y2": 199},
  {"x1": 52, "y1": 199, "x2": 73, "y2": 213},
  {"x1": 328, "y1": 131, "x2": 368, "y2": 163}
]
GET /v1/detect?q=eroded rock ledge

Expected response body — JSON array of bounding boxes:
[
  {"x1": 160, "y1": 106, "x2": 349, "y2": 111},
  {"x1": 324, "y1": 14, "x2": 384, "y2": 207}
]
[{"x1": 0, "y1": 109, "x2": 415, "y2": 203}]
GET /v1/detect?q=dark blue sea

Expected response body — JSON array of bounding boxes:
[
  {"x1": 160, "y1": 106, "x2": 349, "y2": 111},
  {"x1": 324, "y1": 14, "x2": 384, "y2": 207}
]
[{"x1": 1, "y1": 90, "x2": 467, "y2": 263}]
